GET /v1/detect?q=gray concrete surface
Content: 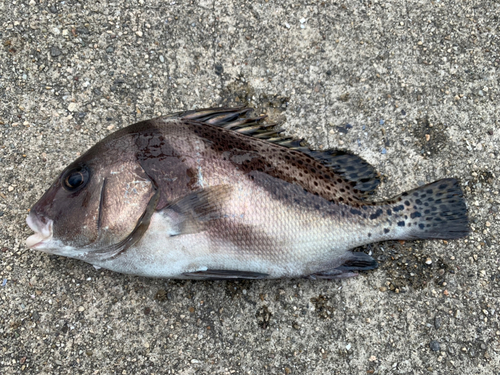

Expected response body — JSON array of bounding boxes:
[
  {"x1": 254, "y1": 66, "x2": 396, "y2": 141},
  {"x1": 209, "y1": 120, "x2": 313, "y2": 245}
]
[{"x1": 1, "y1": 0, "x2": 499, "y2": 374}]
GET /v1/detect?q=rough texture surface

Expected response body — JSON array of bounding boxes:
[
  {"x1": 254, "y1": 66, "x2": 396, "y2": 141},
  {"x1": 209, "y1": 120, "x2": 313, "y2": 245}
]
[{"x1": 0, "y1": 0, "x2": 498, "y2": 374}]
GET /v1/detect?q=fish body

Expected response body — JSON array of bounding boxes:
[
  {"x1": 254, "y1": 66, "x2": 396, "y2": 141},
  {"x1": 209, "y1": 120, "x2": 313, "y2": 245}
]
[{"x1": 26, "y1": 108, "x2": 469, "y2": 279}]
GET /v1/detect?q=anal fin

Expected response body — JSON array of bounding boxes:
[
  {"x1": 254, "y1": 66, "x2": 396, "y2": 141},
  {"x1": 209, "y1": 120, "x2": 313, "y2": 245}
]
[{"x1": 307, "y1": 251, "x2": 378, "y2": 280}]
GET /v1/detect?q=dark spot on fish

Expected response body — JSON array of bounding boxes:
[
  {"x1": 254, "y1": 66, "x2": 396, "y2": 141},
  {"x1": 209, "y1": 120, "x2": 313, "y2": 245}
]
[
  {"x1": 362, "y1": 205, "x2": 368, "y2": 210},
  {"x1": 393, "y1": 205, "x2": 404, "y2": 212},
  {"x1": 424, "y1": 209, "x2": 430, "y2": 214},
  {"x1": 387, "y1": 209, "x2": 392, "y2": 216},
  {"x1": 350, "y1": 208, "x2": 362, "y2": 215},
  {"x1": 368, "y1": 233, "x2": 372, "y2": 237},
  {"x1": 402, "y1": 192, "x2": 408, "y2": 197},
  {"x1": 415, "y1": 199, "x2": 422, "y2": 205},
  {"x1": 413, "y1": 191, "x2": 419, "y2": 197},
  {"x1": 370, "y1": 209, "x2": 383, "y2": 220},
  {"x1": 419, "y1": 224, "x2": 425, "y2": 229},
  {"x1": 427, "y1": 189, "x2": 433, "y2": 194},
  {"x1": 397, "y1": 221, "x2": 405, "y2": 227},
  {"x1": 404, "y1": 200, "x2": 410, "y2": 206},
  {"x1": 410, "y1": 212, "x2": 422, "y2": 219},
  {"x1": 384, "y1": 228, "x2": 390, "y2": 234},
  {"x1": 438, "y1": 184, "x2": 447, "y2": 189}
]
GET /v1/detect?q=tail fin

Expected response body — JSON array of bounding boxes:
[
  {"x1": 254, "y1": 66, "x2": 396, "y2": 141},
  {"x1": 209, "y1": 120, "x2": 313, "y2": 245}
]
[{"x1": 394, "y1": 178, "x2": 469, "y2": 240}]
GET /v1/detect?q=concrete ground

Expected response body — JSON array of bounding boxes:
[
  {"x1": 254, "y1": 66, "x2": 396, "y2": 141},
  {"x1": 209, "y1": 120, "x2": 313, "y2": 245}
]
[{"x1": 1, "y1": 0, "x2": 499, "y2": 374}]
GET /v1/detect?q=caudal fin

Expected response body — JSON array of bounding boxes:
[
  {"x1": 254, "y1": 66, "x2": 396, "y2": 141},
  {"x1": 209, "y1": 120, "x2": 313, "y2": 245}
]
[{"x1": 394, "y1": 178, "x2": 469, "y2": 240}]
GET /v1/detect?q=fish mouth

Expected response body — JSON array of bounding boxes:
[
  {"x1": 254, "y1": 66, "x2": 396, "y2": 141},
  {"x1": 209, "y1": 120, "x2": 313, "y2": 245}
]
[{"x1": 26, "y1": 213, "x2": 54, "y2": 249}]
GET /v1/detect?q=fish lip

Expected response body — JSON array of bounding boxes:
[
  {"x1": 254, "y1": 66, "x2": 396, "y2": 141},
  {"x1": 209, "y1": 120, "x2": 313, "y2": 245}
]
[{"x1": 26, "y1": 212, "x2": 54, "y2": 249}]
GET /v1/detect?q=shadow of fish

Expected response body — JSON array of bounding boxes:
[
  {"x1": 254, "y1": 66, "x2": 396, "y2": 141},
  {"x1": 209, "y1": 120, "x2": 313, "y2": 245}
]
[{"x1": 26, "y1": 107, "x2": 469, "y2": 279}]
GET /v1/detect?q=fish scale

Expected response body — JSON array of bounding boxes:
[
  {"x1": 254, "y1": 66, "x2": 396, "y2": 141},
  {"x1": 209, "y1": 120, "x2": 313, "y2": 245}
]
[{"x1": 26, "y1": 107, "x2": 470, "y2": 279}]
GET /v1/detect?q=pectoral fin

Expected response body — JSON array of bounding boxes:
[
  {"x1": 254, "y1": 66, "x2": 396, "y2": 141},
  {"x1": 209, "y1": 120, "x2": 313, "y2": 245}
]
[{"x1": 159, "y1": 185, "x2": 233, "y2": 236}]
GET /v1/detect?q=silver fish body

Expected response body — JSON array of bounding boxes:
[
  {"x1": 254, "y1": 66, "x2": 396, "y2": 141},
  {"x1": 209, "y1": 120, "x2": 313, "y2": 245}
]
[{"x1": 26, "y1": 108, "x2": 469, "y2": 279}]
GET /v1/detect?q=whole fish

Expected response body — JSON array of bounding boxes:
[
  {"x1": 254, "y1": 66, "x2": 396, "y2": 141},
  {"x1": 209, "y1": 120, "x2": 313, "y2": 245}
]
[{"x1": 26, "y1": 107, "x2": 469, "y2": 279}]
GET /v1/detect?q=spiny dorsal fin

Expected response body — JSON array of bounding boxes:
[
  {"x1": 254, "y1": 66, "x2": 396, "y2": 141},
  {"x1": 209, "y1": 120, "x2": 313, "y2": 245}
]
[{"x1": 168, "y1": 107, "x2": 380, "y2": 195}]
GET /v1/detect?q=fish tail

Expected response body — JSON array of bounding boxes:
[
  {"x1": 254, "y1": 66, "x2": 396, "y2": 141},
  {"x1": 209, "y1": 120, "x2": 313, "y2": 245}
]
[{"x1": 390, "y1": 178, "x2": 470, "y2": 240}]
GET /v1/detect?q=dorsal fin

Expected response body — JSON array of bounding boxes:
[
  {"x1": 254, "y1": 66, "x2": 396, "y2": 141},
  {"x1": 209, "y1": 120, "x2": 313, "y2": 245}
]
[{"x1": 166, "y1": 107, "x2": 380, "y2": 195}]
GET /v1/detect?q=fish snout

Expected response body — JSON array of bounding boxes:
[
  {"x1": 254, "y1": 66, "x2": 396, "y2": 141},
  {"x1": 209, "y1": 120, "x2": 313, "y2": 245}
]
[{"x1": 26, "y1": 212, "x2": 54, "y2": 249}]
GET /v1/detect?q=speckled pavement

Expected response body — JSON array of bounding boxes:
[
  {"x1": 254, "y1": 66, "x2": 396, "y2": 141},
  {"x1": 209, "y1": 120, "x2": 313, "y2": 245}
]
[{"x1": 1, "y1": 1, "x2": 499, "y2": 374}]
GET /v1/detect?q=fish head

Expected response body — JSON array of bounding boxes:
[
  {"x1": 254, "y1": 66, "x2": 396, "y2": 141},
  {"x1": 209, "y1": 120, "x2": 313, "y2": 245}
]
[{"x1": 26, "y1": 134, "x2": 157, "y2": 260}]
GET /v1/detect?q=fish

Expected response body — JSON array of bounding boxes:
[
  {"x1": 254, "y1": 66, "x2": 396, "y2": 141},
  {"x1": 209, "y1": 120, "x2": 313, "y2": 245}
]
[{"x1": 26, "y1": 107, "x2": 469, "y2": 279}]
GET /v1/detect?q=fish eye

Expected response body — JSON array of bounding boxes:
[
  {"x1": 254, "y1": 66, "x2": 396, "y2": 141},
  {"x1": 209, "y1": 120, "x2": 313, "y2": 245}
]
[{"x1": 62, "y1": 167, "x2": 90, "y2": 192}]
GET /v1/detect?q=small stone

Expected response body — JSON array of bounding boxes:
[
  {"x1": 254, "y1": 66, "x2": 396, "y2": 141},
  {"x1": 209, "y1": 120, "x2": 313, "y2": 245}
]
[
  {"x1": 369, "y1": 355, "x2": 377, "y2": 362},
  {"x1": 68, "y1": 102, "x2": 78, "y2": 112},
  {"x1": 159, "y1": 55, "x2": 165, "y2": 63},
  {"x1": 430, "y1": 340, "x2": 440, "y2": 352},
  {"x1": 485, "y1": 221, "x2": 491, "y2": 227},
  {"x1": 425, "y1": 134, "x2": 430, "y2": 142},
  {"x1": 78, "y1": 306, "x2": 85, "y2": 312},
  {"x1": 379, "y1": 286, "x2": 387, "y2": 292},
  {"x1": 50, "y1": 46, "x2": 62, "y2": 57},
  {"x1": 106, "y1": 46, "x2": 114, "y2": 53},
  {"x1": 434, "y1": 316, "x2": 442, "y2": 329},
  {"x1": 214, "y1": 63, "x2": 223, "y2": 75},
  {"x1": 425, "y1": 258, "x2": 432, "y2": 265},
  {"x1": 379, "y1": 119, "x2": 385, "y2": 125},
  {"x1": 136, "y1": 31, "x2": 143, "y2": 37}
]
